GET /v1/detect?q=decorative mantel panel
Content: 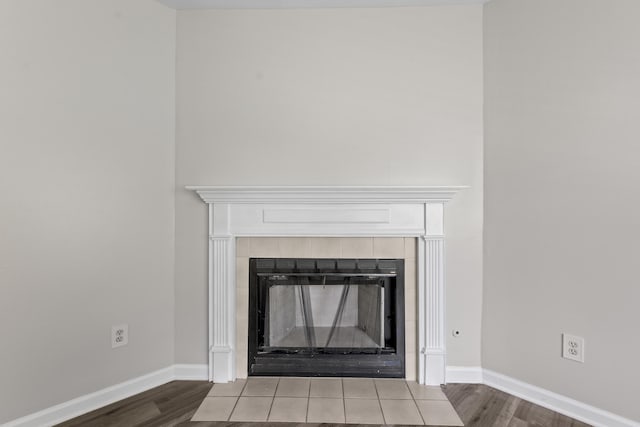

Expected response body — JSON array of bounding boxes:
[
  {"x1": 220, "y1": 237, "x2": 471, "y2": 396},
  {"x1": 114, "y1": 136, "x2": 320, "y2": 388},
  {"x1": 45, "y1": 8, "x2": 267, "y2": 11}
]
[{"x1": 186, "y1": 186, "x2": 465, "y2": 385}]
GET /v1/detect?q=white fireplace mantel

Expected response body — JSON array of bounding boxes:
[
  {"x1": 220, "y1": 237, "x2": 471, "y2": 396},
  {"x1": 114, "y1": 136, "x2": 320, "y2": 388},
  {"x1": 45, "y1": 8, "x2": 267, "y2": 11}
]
[{"x1": 187, "y1": 185, "x2": 466, "y2": 385}]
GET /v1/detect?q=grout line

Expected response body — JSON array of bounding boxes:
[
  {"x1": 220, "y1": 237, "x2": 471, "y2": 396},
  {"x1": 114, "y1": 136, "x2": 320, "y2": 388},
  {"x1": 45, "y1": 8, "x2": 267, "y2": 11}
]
[
  {"x1": 305, "y1": 388, "x2": 310, "y2": 423},
  {"x1": 225, "y1": 378, "x2": 249, "y2": 421},
  {"x1": 384, "y1": 397, "x2": 424, "y2": 400},
  {"x1": 304, "y1": 377, "x2": 313, "y2": 423},
  {"x1": 408, "y1": 378, "x2": 418, "y2": 400},
  {"x1": 226, "y1": 396, "x2": 241, "y2": 421},
  {"x1": 239, "y1": 378, "x2": 249, "y2": 395},
  {"x1": 274, "y1": 376, "x2": 283, "y2": 397},
  {"x1": 264, "y1": 395, "x2": 275, "y2": 421},
  {"x1": 409, "y1": 379, "x2": 427, "y2": 425},
  {"x1": 341, "y1": 378, "x2": 347, "y2": 423},
  {"x1": 264, "y1": 377, "x2": 279, "y2": 421},
  {"x1": 373, "y1": 378, "x2": 387, "y2": 424}
]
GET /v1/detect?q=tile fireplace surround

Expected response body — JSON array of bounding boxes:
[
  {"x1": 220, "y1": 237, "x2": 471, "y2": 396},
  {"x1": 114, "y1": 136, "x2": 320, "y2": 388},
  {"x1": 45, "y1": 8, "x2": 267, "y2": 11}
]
[{"x1": 187, "y1": 186, "x2": 465, "y2": 386}]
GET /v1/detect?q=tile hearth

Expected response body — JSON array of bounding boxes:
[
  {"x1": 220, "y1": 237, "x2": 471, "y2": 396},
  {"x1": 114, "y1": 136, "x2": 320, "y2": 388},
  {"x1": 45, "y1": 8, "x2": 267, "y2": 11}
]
[{"x1": 192, "y1": 377, "x2": 464, "y2": 426}]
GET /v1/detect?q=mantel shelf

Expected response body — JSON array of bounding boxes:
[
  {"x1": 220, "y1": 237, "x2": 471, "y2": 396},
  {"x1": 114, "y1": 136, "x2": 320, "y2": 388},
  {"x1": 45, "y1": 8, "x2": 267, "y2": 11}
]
[{"x1": 185, "y1": 185, "x2": 468, "y2": 204}]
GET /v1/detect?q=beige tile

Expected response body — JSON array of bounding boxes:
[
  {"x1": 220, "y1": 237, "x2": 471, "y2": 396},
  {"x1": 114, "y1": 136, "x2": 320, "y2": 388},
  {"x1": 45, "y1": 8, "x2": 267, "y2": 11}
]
[
  {"x1": 415, "y1": 400, "x2": 464, "y2": 426},
  {"x1": 208, "y1": 379, "x2": 246, "y2": 397},
  {"x1": 405, "y1": 320, "x2": 417, "y2": 361},
  {"x1": 343, "y1": 378, "x2": 377, "y2": 399},
  {"x1": 404, "y1": 237, "x2": 417, "y2": 259},
  {"x1": 191, "y1": 396, "x2": 237, "y2": 421},
  {"x1": 309, "y1": 378, "x2": 343, "y2": 397},
  {"x1": 373, "y1": 237, "x2": 405, "y2": 258},
  {"x1": 229, "y1": 396, "x2": 272, "y2": 422},
  {"x1": 380, "y1": 399, "x2": 424, "y2": 425},
  {"x1": 404, "y1": 258, "x2": 417, "y2": 322},
  {"x1": 242, "y1": 377, "x2": 279, "y2": 396},
  {"x1": 235, "y1": 348, "x2": 248, "y2": 379},
  {"x1": 276, "y1": 377, "x2": 310, "y2": 397},
  {"x1": 236, "y1": 301, "x2": 249, "y2": 325},
  {"x1": 375, "y1": 379, "x2": 412, "y2": 399},
  {"x1": 405, "y1": 352, "x2": 417, "y2": 382},
  {"x1": 307, "y1": 398, "x2": 345, "y2": 423},
  {"x1": 235, "y1": 306, "x2": 248, "y2": 340},
  {"x1": 235, "y1": 257, "x2": 249, "y2": 306},
  {"x1": 310, "y1": 237, "x2": 342, "y2": 258},
  {"x1": 340, "y1": 237, "x2": 374, "y2": 257},
  {"x1": 235, "y1": 318, "x2": 248, "y2": 347},
  {"x1": 345, "y1": 398, "x2": 384, "y2": 424},
  {"x1": 408, "y1": 382, "x2": 448, "y2": 400},
  {"x1": 404, "y1": 259, "x2": 418, "y2": 381},
  {"x1": 235, "y1": 257, "x2": 249, "y2": 292},
  {"x1": 235, "y1": 296, "x2": 248, "y2": 374},
  {"x1": 405, "y1": 319, "x2": 417, "y2": 344},
  {"x1": 268, "y1": 397, "x2": 308, "y2": 422},
  {"x1": 278, "y1": 237, "x2": 312, "y2": 257},
  {"x1": 236, "y1": 287, "x2": 249, "y2": 308},
  {"x1": 248, "y1": 237, "x2": 280, "y2": 257},
  {"x1": 235, "y1": 257, "x2": 249, "y2": 378},
  {"x1": 236, "y1": 237, "x2": 249, "y2": 257}
]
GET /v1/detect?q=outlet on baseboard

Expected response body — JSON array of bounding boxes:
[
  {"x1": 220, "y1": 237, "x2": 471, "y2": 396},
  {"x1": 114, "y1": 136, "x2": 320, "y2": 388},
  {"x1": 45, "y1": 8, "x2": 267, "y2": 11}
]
[
  {"x1": 562, "y1": 333, "x2": 584, "y2": 363},
  {"x1": 112, "y1": 324, "x2": 128, "y2": 348}
]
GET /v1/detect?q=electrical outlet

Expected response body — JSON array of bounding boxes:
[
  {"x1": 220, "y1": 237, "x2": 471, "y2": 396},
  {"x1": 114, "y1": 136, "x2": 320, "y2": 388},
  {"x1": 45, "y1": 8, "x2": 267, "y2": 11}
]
[
  {"x1": 112, "y1": 324, "x2": 128, "y2": 349},
  {"x1": 562, "y1": 333, "x2": 584, "y2": 363}
]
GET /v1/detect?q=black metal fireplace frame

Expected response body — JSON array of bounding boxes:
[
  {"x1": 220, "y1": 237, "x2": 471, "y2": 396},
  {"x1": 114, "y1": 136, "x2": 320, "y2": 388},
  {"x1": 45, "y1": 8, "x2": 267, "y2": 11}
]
[{"x1": 248, "y1": 258, "x2": 405, "y2": 378}]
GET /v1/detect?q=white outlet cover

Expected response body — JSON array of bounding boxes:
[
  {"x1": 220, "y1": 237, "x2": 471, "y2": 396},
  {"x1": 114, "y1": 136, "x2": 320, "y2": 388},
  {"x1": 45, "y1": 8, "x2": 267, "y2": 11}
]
[
  {"x1": 562, "y1": 333, "x2": 584, "y2": 363},
  {"x1": 112, "y1": 324, "x2": 129, "y2": 349}
]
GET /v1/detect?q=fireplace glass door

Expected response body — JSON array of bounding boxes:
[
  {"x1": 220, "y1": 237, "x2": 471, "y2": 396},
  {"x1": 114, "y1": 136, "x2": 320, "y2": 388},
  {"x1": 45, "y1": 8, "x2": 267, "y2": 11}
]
[
  {"x1": 249, "y1": 258, "x2": 404, "y2": 377},
  {"x1": 267, "y1": 277, "x2": 388, "y2": 349}
]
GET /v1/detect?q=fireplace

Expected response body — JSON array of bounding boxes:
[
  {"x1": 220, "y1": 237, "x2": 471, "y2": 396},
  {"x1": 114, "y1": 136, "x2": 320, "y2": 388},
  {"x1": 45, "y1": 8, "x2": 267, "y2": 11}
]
[
  {"x1": 186, "y1": 186, "x2": 464, "y2": 385},
  {"x1": 248, "y1": 258, "x2": 405, "y2": 377}
]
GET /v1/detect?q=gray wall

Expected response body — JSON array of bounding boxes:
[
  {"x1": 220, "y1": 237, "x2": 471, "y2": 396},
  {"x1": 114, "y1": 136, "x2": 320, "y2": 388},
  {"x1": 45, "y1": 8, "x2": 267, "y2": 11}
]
[
  {"x1": 0, "y1": 1, "x2": 176, "y2": 423},
  {"x1": 483, "y1": 0, "x2": 640, "y2": 421},
  {"x1": 11, "y1": 0, "x2": 639, "y2": 422},
  {"x1": 175, "y1": 5, "x2": 484, "y2": 368}
]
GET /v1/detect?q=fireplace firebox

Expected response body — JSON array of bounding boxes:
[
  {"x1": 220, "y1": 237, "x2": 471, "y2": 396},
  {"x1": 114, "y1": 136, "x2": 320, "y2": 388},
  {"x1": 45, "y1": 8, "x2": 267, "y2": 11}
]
[{"x1": 248, "y1": 258, "x2": 405, "y2": 377}]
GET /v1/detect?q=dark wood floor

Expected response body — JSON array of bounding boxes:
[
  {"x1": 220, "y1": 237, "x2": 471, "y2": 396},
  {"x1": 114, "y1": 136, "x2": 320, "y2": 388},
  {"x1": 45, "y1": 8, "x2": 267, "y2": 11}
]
[{"x1": 56, "y1": 380, "x2": 591, "y2": 427}]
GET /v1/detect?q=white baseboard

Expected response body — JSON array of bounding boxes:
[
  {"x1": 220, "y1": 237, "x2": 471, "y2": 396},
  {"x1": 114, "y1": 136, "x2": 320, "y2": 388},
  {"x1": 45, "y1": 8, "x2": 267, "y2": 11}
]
[
  {"x1": 173, "y1": 363, "x2": 208, "y2": 380},
  {"x1": 2, "y1": 364, "x2": 209, "y2": 427},
  {"x1": 446, "y1": 366, "x2": 483, "y2": 383},
  {"x1": 483, "y1": 369, "x2": 640, "y2": 427}
]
